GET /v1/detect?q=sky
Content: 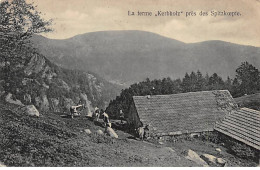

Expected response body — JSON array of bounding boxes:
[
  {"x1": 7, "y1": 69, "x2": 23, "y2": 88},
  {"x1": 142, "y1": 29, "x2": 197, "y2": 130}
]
[{"x1": 28, "y1": 0, "x2": 260, "y2": 46}]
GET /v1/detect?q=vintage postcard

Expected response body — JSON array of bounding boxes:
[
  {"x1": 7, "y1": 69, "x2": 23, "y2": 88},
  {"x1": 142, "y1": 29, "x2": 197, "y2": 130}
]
[{"x1": 0, "y1": 0, "x2": 259, "y2": 167}]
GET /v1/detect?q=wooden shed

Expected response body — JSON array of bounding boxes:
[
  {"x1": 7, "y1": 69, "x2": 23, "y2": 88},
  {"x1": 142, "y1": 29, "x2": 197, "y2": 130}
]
[{"x1": 126, "y1": 90, "x2": 237, "y2": 137}]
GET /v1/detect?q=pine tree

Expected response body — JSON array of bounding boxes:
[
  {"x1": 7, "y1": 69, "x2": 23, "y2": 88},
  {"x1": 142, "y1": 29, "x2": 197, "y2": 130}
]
[
  {"x1": 208, "y1": 73, "x2": 225, "y2": 90},
  {"x1": 181, "y1": 73, "x2": 191, "y2": 92},
  {"x1": 195, "y1": 70, "x2": 205, "y2": 91},
  {"x1": 190, "y1": 71, "x2": 197, "y2": 92},
  {"x1": 224, "y1": 76, "x2": 232, "y2": 92}
]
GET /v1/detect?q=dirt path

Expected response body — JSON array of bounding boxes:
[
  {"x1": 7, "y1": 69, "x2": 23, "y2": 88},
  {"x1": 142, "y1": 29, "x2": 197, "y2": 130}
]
[{"x1": 59, "y1": 117, "x2": 197, "y2": 167}]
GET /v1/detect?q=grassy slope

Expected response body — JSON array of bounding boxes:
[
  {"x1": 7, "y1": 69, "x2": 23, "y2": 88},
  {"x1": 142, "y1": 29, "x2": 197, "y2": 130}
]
[
  {"x1": 0, "y1": 102, "x2": 196, "y2": 167},
  {"x1": 234, "y1": 93, "x2": 260, "y2": 110}
]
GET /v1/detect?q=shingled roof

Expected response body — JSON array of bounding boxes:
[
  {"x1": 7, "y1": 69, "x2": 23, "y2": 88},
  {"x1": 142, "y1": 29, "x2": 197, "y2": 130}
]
[
  {"x1": 133, "y1": 90, "x2": 237, "y2": 136},
  {"x1": 215, "y1": 108, "x2": 260, "y2": 150}
]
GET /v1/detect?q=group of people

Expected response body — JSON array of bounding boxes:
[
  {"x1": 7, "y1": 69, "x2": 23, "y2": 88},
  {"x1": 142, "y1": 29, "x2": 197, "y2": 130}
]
[
  {"x1": 136, "y1": 124, "x2": 150, "y2": 140},
  {"x1": 70, "y1": 104, "x2": 149, "y2": 140},
  {"x1": 69, "y1": 104, "x2": 111, "y2": 127},
  {"x1": 93, "y1": 107, "x2": 111, "y2": 128}
]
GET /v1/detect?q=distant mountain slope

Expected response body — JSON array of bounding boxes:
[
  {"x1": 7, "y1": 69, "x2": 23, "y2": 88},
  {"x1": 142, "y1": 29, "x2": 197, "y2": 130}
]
[
  {"x1": 32, "y1": 30, "x2": 260, "y2": 85},
  {"x1": 0, "y1": 51, "x2": 122, "y2": 113}
]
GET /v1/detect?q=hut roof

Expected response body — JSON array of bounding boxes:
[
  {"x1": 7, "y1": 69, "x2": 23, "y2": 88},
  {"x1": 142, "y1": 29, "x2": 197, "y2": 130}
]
[
  {"x1": 215, "y1": 107, "x2": 260, "y2": 150},
  {"x1": 133, "y1": 90, "x2": 237, "y2": 136}
]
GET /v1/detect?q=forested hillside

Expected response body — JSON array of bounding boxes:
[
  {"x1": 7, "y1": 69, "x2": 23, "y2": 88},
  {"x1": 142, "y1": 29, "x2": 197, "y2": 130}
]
[{"x1": 106, "y1": 62, "x2": 260, "y2": 118}]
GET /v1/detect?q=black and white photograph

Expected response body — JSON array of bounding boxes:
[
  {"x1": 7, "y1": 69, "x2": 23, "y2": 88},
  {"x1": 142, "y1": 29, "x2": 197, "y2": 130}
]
[{"x1": 0, "y1": 0, "x2": 259, "y2": 167}]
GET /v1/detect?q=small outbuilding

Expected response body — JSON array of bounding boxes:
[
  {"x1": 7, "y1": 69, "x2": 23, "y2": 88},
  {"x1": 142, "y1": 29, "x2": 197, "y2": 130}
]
[
  {"x1": 126, "y1": 90, "x2": 237, "y2": 137},
  {"x1": 215, "y1": 107, "x2": 260, "y2": 151}
]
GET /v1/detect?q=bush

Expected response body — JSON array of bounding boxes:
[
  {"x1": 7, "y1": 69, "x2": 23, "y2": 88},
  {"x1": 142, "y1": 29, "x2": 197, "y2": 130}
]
[
  {"x1": 230, "y1": 142, "x2": 257, "y2": 160},
  {"x1": 217, "y1": 133, "x2": 259, "y2": 161},
  {"x1": 199, "y1": 131, "x2": 220, "y2": 143}
]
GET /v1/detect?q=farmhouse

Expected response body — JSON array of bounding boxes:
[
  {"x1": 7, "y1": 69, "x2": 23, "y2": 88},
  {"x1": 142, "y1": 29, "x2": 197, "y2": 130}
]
[
  {"x1": 215, "y1": 107, "x2": 260, "y2": 151},
  {"x1": 126, "y1": 90, "x2": 237, "y2": 137}
]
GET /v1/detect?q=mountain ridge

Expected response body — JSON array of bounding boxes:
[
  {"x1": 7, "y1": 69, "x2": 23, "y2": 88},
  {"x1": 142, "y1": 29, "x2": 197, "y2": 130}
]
[
  {"x1": 31, "y1": 30, "x2": 260, "y2": 85},
  {"x1": 39, "y1": 30, "x2": 260, "y2": 48}
]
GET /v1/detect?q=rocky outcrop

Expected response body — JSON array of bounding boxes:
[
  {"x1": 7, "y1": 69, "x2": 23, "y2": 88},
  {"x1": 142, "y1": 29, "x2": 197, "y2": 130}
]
[
  {"x1": 216, "y1": 158, "x2": 226, "y2": 166},
  {"x1": 105, "y1": 127, "x2": 118, "y2": 138},
  {"x1": 22, "y1": 105, "x2": 40, "y2": 117},
  {"x1": 84, "y1": 129, "x2": 92, "y2": 134},
  {"x1": 200, "y1": 154, "x2": 227, "y2": 167},
  {"x1": 96, "y1": 130, "x2": 104, "y2": 135},
  {"x1": 215, "y1": 148, "x2": 221, "y2": 153},
  {"x1": 24, "y1": 54, "x2": 46, "y2": 76},
  {"x1": 35, "y1": 95, "x2": 49, "y2": 112},
  {"x1": 5, "y1": 93, "x2": 24, "y2": 106},
  {"x1": 80, "y1": 93, "x2": 93, "y2": 116},
  {"x1": 2, "y1": 52, "x2": 120, "y2": 115},
  {"x1": 200, "y1": 154, "x2": 217, "y2": 166},
  {"x1": 87, "y1": 73, "x2": 103, "y2": 101},
  {"x1": 184, "y1": 149, "x2": 209, "y2": 167},
  {"x1": 0, "y1": 161, "x2": 6, "y2": 167}
]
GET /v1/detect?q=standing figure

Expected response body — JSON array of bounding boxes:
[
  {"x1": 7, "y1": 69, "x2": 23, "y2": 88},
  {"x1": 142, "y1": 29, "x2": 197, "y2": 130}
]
[
  {"x1": 102, "y1": 111, "x2": 110, "y2": 127},
  {"x1": 119, "y1": 109, "x2": 124, "y2": 124},
  {"x1": 144, "y1": 124, "x2": 150, "y2": 139},
  {"x1": 94, "y1": 107, "x2": 100, "y2": 121},
  {"x1": 136, "y1": 127, "x2": 144, "y2": 140}
]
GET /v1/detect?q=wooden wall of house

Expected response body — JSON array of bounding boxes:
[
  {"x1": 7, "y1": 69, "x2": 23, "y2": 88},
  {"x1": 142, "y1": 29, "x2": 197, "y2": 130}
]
[{"x1": 126, "y1": 102, "x2": 142, "y2": 129}]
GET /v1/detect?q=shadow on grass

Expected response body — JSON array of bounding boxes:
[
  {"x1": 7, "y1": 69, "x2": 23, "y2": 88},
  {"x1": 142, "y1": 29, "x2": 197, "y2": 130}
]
[
  {"x1": 94, "y1": 120, "x2": 105, "y2": 128},
  {"x1": 127, "y1": 136, "x2": 137, "y2": 140},
  {"x1": 60, "y1": 114, "x2": 72, "y2": 119}
]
